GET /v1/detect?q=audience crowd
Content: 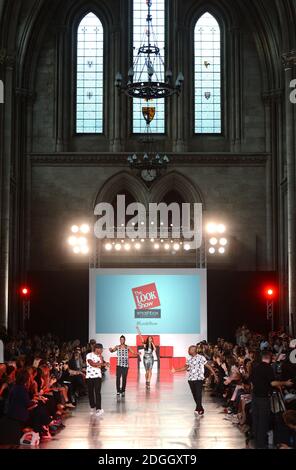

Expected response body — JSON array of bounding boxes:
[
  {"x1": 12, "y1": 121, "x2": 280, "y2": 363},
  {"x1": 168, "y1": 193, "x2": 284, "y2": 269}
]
[
  {"x1": 0, "y1": 329, "x2": 92, "y2": 445},
  {"x1": 0, "y1": 325, "x2": 296, "y2": 448},
  {"x1": 199, "y1": 325, "x2": 296, "y2": 449}
]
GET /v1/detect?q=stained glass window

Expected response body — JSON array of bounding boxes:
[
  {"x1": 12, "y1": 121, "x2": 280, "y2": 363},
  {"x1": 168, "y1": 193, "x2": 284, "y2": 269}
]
[
  {"x1": 76, "y1": 12, "x2": 103, "y2": 134},
  {"x1": 194, "y1": 13, "x2": 221, "y2": 134},
  {"x1": 133, "y1": 0, "x2": 165, "y2": 133}
]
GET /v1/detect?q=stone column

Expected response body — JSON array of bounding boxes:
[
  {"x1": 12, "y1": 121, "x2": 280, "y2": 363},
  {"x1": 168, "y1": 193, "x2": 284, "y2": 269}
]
[
  {"x1": 230, "y1": 27, "x2": 242, "y2": 151},
  {"x1": 173, "y1": 24, "x2": 186, "y2": 153},
  {"x1": 0, "y1": 52, "x2": 15, "y2": 330},
  {"x1": 282, "y1": 50, "x2": 296, "y2": 335},
  {"x1": 55, "y1": 25, "x2": 68, "y2": 152},
  {"x1": 111, "y1": 28, "x2": 122, "y2": 152}
]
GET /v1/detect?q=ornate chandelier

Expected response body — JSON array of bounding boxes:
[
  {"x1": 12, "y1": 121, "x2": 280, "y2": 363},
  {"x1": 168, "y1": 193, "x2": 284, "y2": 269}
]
[{"x1": 115, "y1": 0, "x2": 184, "y2": 100}]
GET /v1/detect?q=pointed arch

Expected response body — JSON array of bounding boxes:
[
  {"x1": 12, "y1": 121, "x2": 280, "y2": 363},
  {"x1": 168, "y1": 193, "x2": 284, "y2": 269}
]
[
  {"x1": 93, "y1": 171, "x2": 149, "y2": 208},
  {"x1": 150, "y1": 171, "x2": 206, "y2": 209},
  {"x1": 76, "y1": 11, "x2": 104, "y2": 134},
  {"x1": 194, "y1": 12, "x2": 222, "y2": 134}
]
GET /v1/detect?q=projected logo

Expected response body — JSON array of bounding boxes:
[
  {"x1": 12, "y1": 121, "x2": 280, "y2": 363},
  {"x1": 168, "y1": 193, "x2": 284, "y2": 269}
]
[{"x1": 132, "y1": 283, "x2": 161, "y2": 318}]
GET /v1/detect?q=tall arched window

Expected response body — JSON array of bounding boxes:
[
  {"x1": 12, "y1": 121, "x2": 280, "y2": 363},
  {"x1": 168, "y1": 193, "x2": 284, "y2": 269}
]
[
  {"x1": 76, "y1": 12, "x2": 104, "y2": 134},
  {"x1": 194, "y1": 12, "x2": 221, "y2": 134},
  {"x1": 133, "y1": 0, "x2": 165, "y2": 133}
]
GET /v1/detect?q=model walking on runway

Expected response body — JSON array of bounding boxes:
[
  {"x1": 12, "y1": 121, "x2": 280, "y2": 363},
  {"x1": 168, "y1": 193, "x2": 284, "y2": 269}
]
[
  {"x1": 86, "y1": 343, "x2": 109, "y2": 416},
  {"x1": 172, "y1": 345, "x2": 218, "y2": 416},
  {"x1": 137, "y1": 327, "x2": 156, "y2": 389},
  {"x1": 109, "y1": 336, "x2": 139, "y2": 397}
]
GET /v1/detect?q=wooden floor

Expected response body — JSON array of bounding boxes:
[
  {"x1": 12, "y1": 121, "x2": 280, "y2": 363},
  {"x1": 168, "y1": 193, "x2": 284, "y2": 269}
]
[{"x1": 38, "y1": 372, "x2": 246, "y2": 449}]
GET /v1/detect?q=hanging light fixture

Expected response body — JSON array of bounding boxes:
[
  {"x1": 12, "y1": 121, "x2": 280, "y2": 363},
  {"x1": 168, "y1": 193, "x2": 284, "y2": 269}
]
[{"x1": 115, "y1": 0, "x2": 184, "y2": 100}]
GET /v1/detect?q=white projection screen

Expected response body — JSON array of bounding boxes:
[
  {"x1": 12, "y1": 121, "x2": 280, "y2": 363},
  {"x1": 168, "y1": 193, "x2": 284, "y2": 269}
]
[{"x1": 89, "y1": 268, "x2": 207, "y2": 359}]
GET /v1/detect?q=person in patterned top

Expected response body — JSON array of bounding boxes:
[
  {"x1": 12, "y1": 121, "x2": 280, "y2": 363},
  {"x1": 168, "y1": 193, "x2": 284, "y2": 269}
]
[
  {"x1": 172, "y1": 345, "x2": 218, "y2": 416},
  {"x1": 109, "y1": 336, "x2": 139, "y2": 398},
  {"x1": 86, "y1": 343, "x2": 109, "y2": 416}
]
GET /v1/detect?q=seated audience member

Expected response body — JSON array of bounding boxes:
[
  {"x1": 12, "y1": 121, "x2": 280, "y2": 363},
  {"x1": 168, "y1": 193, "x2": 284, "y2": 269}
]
[
  {"x1": 0, "y1": 365, "x2": 16, "y2": 417},
  {"x1": 275, "y1": 410, "x2": 296, "y2": 449}
]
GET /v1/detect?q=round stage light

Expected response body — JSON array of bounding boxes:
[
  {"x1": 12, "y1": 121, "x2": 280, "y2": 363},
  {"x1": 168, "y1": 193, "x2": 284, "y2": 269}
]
[
  {"x1": 121, "y1": 240, "x2": 125, "y2": 244},
  {"x1": 71, "y1": 225, "x2": 79, "y2": 234},
  {"x1": 78, "y1": 237, "x2": 87, "y2": 246},
  {"x1": 184, "y1": 243, "x2": 191, "y2": 251},
  {"x1": 207, "y1": 223, "x2": 217, "y2": 234},
  {"x1": 220, "y1": 238, "x2": 228, "y2": 246},
  {"x1": 135, "y1": 243, "x2": 141, "y2": 250},
  {"x1": 73, "y1": 246, "x2": 81, "y2": 254},
  {"x1": 141, "y1": 239, "x2": 145, "y2": 243},
  {"x1": 115, "y1": 244, "x2": 122, "y2": 251},
  {"x1": 173, "y1": 243, "x2": 180, "y2": 251},
  {"x1": 209, "y1": 247, "x2": 216, "y2": 255},
  {"x1": 81, "y1": 246, "x2": 89, "y2": 255},
  {"x1": 150, "y1": 238, "x2": 155, "y2": 243},
  {"x1": 164, "y1": 244, "x2": 170, "y2": 250},
  {"x1": 124, "y1": 244, "x2": 131, "y2": 251},
  {"x1": 217, "y1": 224, "x2": 226, "y2": 234},
  {"x1": 154, "y1": 243, "x2": 160, "y2": 250},
  {"x1": 161, "y1": 239, "x2": 164, "y2": 243},
  {"x1": 80, "y1": 224, "x2": 90, "y2": 234},
  {"x1": 219, "y1": 247, "x2": 225, "y2": 254},
  {"x1": 209, "y1": 237, "x2": 218, "y2": 246},
  {"x1": 264, "y1": 287, "x2": 277, "y2": 300},
  {"x1": 68, "y1": 236, "x2": 77, "y2": 246},
  {"x1": 21, "y1": 287, "x2": 30, "y2": 296},
  {"x1": 105, "y1": 243, "x2": 113, "y2": 252}
]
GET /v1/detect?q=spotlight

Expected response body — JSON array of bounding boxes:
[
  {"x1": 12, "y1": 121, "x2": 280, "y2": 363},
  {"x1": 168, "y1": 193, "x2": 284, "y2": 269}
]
[
  {"x1": 209, "y1": 237, "x2": 218, "y2": 246},
  {"x1": 105, "y1": 243, "x2": 113, "y2": 252},
  {"x1": 78, "y1": 237, "x2": 87, "y2": 246},
  {"x1": 80, "y1": 224, "x2": 90, "y2": 234},
  {"x1": 184, "y1": 243, "x2": 191, "y2": 251},
  {"x1": 264, "y1": 287, "x2": 277, "y2": 300},
  {"x1": 73, "y1": 246, "x2": 81, "y2": 254},
  {"x1": 173, "y1": 243, "x2": 180, "y2": 251},
  {"x1": 164, "y1": 244, "x2": 170, "y2": 250},
  {"x1": 20, "y1": 287, "x2": 30, "y2": 297},
  {"x1": 220, "y1": 238, "x2": 228, "y2": 246},
  {"x1": 124, "y1": 244, "x2": 131, "y2": 251},
  {"x1": 135, "y1": 243, "x2": 141, "y2": 250},
  {"x1": 141, "y1": 239, "x2": 145, "y2": 243},
  {"x1": 81, "y1": 246, "x2": 89, "y2": 255},
  {"x1": 154, "y1": 243, "x2": 160, "y2": 250},
  {"x1": 68, "y1": 236, "x2": 77, "y2": 246},
  {"x1": 217, "y1": 224, "x2": 226, "y2": 234},
  {"x1": 115, "y1": 244, "x2": 122, "y2": 251},
  {"x1": 207, "y1": 223, "x2": 217, "y2": 234},
  {"x1": 218, "y1": 247, "x2": 225, "y2": 254},
  {"x1": 150, "y1": 239, "x2": 155, "y2": 243},
  {"x1": 209, "y1": 247, "x2": 216, "y2": 255},
  {"x1": 71, "y1": 225, "x2": 79, "y2": 233}
]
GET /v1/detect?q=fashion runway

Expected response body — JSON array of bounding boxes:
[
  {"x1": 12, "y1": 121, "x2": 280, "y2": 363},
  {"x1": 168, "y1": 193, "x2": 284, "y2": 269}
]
[{"x1": 39, "y1": 373, "x2": 246, "y2": 449}]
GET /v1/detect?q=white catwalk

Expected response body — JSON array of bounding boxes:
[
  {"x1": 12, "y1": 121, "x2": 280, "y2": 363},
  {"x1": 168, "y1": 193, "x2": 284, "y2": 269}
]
[{"x1": 39, "y1": 373, "x2": 246, "y2": 450}]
